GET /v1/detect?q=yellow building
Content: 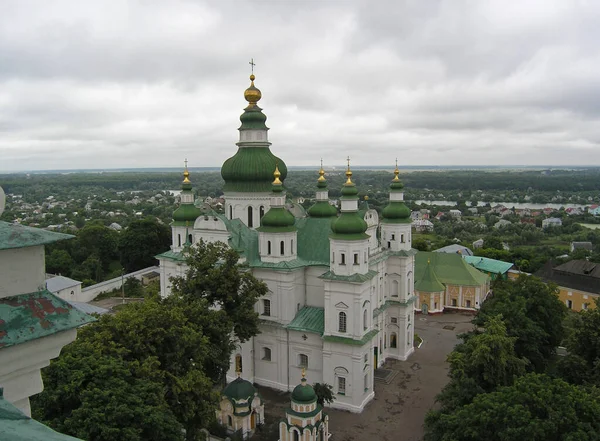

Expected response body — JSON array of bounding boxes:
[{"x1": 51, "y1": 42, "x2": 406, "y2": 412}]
[
  {"x1": 535, "y1": 260, "x2": 600, "y2": 312},
  {"x1": 414, "y1": 252, "x2": 490, "y2": 314}
]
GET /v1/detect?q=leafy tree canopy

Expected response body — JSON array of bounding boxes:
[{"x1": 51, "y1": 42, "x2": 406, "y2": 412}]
[{"x1": 118, "y1": 217, "x2": 171, "y2": 272}]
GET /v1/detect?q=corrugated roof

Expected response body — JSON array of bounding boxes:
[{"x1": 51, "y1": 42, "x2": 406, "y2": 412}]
[
  {"x1": 0, "y1": 390, "x2": 83, "y2": 440},
  {"x1": 286, "y1": 307, "x2": 325, "y2": 335},
  {"x1": 0, "y1": 290, "x2": 96, "y2": 349},
  {"x1": 463, "y1": 256, "x2": 514, "y2": 275},
  {"x1": 535, "y1": 260, "x2": 600, "y2": 295},
  {"x1": 66, "y1": 300, "x2": 109, "y2": 315},
  {"x1": 45, "y1": 276, "x2": 81, "y2": 293},
  {"x1": 0, "y1": 221, "x2": 73, "y2": 250},
  {"x1": 433, "y1": 244, "x2": 474, "y2": 256},
  {"x1": 415, "y1": 252, "x2": 489, "y2": 287}
]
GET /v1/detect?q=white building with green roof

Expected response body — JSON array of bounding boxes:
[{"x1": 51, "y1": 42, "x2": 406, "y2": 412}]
[{"x1": 157, "y1": 75, "x2": 416, "y2": 413}]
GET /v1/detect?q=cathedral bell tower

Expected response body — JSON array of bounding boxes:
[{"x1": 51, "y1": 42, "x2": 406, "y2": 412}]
[
  {"x1": 380, "y1": 161, "x2": 412, "y2": 252},
  {"x1": 257, "y1": 165, "x2": 297, "y2": 263},
  {"x1": 221, "y1": 67, "x2": 287, "y2": 229},
  {"x1": 171, "y1": 161, "x2": 201, "y2": 252}
]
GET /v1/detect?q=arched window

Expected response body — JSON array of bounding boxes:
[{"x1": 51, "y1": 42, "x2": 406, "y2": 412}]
[
  {"x1": 229, "y1": 205, "x2": 233, "y2": 219},
  {"x1": 363, "y1": 309, "x2": 368, "y2": 330},
  {"x1": 188, "y1": 233, "x2": 193, "y2": 244},
  {"x1": 293, "y1": 430, "x2": 300, "y2": 441},
  {"x1": 291, "y1": 239, "x2": 294, "y2": 254},
  {"x1": 267, "y1": 241, "x2": 272, "y2": 255},
  {"x1": 338, "y1": 312, "x2": 347, "y2": 333},
  {"x1": 235, "y1": 354, "x2": 242, "y2": 373},
  {"x1": 228, "y1": 415, "x2": 233, "y2": 427},
  {"x1": 262, "y1": 347, "x2": 271, "y2": 361},
  {"x1": 390, "y1": 333, "x2": 397, "y2": 348},
  {"x1": 247, "y1": 206, "x2": 253, "y2": 227},
  {"x1": 280, "y1": 240, "x2": 285, "y2": 255},
  {"x1": 178, "y1": 234, "x2": 181, "y2": 247},
  {"x1": 392, "y1": 280, "x2": 399, "y2": 297},
  {"x1": 259, "y1": 205, "x2": 265, "y2": 219}
]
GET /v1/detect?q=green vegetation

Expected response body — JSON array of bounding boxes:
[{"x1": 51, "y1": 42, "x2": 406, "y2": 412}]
[
  {"x1": 32, "y1": 241, "x2": 267, "y2": 441},
  {"x1": 424, "y1": 276, "x2": 600, "y2": 441}
]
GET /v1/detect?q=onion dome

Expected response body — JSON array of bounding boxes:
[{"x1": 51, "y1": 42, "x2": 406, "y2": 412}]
[
  {"x1": 308, "y1": 162, "x2": 337, "y2": 218},
  {"x1": 173, "y1": 163, "x2": 201, "y2": 225},
  {"x1": 258, "y1": 165, "x2": 296, "y2": 231},
  {"x1": 221, "y1": 73, "x2": 288, "y2": 192},
  {"x1": 381, "y1": 162, "x2": 411, "y2": 224},
  {"x1": 330, "y1": 159, "x2": 368, "y2": 239},
  {"x1": 291, "y1": 370, "x2": 317, "y2": 404},
  {"x1": 222, "y1": 376, "x2": 257, "y2": 401},
  {"x1": 415, "y1": 259, "x2": 445, "y2": 292}
]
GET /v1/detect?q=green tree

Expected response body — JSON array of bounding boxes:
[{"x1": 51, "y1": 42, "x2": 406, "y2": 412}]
[
  {"x1": 75, "y1": 223, "x2": 119, "y2": 270},
  {"x1": 474, "y1": 275, "x2": 566, "y2": 372},
  {"x1": 170, "y1": 240, "x2": 268, "y2": 342},
  {"x1": 45, "y1": 249, "x2": 74, "y2": 276},
  {"x1": 118, "y1": 218, "x2": 171, "y2": 272},
  {"x1": 412, "y1": 237, "x2": 430, "y2": 251},
  {"x1": 313, "y1": 383, "x2": 335, "y2": 407},
  {"x1": 425, "y1": 374, "x2": 600, "y2": 441},
  {"x1": 32, "y1": 339, "x2": 184, "y2": 441}
]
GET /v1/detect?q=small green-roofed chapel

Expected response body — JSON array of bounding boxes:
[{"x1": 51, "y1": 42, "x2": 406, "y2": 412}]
[{"x1": 157, "y1": 67, "x2": 417, "y2": 413}]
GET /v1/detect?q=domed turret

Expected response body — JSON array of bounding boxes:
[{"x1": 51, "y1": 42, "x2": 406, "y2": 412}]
[
  {"x1": 259, "y1": 165, "x2": 296, "y2": 230},
  {"x1": 172, "y1": 162, "x2": 201, "y2": 225},
  {"x1": 381, "y1": 162, "x2": 411, "y2": 224},
  {"x1": 291, "y1": 370, "x2": 317, "y2": 404},
  {"x1": 308, "y1": 161, "x2": 337, "y2": 218},
  {"x1": 222, "y1": 376, "x2": 257, "y2": 401},
  {"x1": 330, "y1": 159, "x2": 368, "y2": 239},
  {"x1": 221, "y1": 73, "x2": 288, "y2": 193}
]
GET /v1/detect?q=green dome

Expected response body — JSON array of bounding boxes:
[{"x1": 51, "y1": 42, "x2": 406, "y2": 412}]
[
  {"x1": 331, "y1": 212, "x2": 368, "y2": 237},
  {"x1": 260, "y1": 207, "x2": 296, "y2": 228},
  {"x1": 381, "y1": 201, "x2": 411, "y2": 223},
  {"x1": 291, "y1": 379, "x2": 317, "y2": 404},
  {"x1": 239, "y1": 106, "x2": 268, "y2": 130},
  {"x1": 308, "y1": 201, "x2": 337, "y2": 218},
  {"x1": 222, "y1": 377, "x2": 257, "y2": 401},
  {"x1": 341, "y1": 184, "x2": 359, "y2": 197},
  {"x1": 173, "y1": 202, "x2": 202, "y2": 224},
  {"x1": 221, "y1": 148, "x2": 288, "y2": 193}
]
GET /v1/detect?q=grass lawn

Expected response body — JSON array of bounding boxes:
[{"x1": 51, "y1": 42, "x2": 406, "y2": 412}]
[{"x1": 580, "y1": 223, "x2": 600, "y2": 230}]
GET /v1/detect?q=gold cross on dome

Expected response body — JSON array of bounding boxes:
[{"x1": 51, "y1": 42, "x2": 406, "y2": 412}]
[
  {"x1": 184, "y1": 158, "x2": 188, "y2": 169},
  {"x1": 346, "y1": 156, "x2": 351, "y2": 169},
  {"x1": 249, "y1": 58, "x2": 255, "y2": 74}
]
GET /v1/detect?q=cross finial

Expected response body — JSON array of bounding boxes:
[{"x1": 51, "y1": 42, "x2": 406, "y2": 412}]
[
  {"x1": 320, "y1": 158, "x2": 323, "y2": 169},
  {"x1": 301, "y1": 368, "x2": 306, "y2": 379},
  {"x1": 249, "y1": 58, "x2": 255, "y2": 74},
  {"x1": 346, "y1": 156, "x2": 350, "y2": 169},
  {"x1": 395, "y1": 158, "x2": 398, "y2": 168},
  {"x1": 184, "y1": 158, "x2": 188, "y2": 169}
]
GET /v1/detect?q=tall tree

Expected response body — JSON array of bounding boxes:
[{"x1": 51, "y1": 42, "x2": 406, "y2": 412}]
[
  {"x1": 474, "y1": 275, "x2": 566, "y2": 372},
  {"x1": 118, "y1": 218, "x2": 171, "y2": 272},
  {"x1": 425, "y1": 374, "x2": 600, "y2": 441}
]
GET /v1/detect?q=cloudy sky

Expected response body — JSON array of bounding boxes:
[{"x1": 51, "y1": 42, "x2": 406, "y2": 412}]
[{"x1": 1, "y1": 0, "x2": 600, "y2": 172}]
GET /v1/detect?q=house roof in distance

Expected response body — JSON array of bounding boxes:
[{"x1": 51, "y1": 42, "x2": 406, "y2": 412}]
[
  {"x1": 463, "y1": 256, "x2": 514, "y2": 275},
  {"x1": 433, "y1": 244, "x2": 474, "y2": 256},
  {"x1": 535, "y1": 260, "x2": 600, "y2": 295},
  {"x1": 0, "y1": 221, "x2": 73, "y2": 251}
]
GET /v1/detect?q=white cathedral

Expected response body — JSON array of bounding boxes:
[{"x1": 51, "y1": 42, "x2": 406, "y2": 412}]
[{"x1": 157, "y1": 73, "x2": 416, "y2": 413}]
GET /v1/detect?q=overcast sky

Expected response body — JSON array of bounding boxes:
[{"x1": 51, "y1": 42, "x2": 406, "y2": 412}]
[{"x1": 1, "y1": 0, "x2": 600, "y2": 172}]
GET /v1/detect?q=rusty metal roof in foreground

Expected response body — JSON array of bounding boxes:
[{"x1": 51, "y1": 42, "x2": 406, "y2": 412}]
[
  {"x1": 0, "y1": 289, "x2": 96, "y2": 349},
  {"x1": 0, "y1": 221, "x2": 74, "y2": 250}
]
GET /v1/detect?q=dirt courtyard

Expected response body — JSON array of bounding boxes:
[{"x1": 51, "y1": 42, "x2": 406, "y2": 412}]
[{"x1": 254, "y1": 312, "x2": 474, "y2": 441}]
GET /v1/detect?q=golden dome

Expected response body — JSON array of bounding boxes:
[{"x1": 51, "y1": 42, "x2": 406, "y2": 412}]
[
  {"x1": 393, "y1": 159, "x2": 400, "y2": 182},
  {"x1": 345, "y1": 157, "x2": 353, "y2": 184},
  {"x1": 244, "y1": 74, "x2": 262, "y2": 105},
  {"x1": 273, "y1": 163, "x2": 282, "y2": 185},
  {"x1": 318, "y1": 159, "x2": 326, "y2": 182}
]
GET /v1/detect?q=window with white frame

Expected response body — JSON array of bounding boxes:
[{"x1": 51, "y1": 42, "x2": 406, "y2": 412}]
[
  {"x1": 363, "y1": 309, "x2": 368, "y2": 330},
  {"x1": 298, "y1": 354, "x2": 308, "y2": 368},
  {"x1": 262, "y1": 347, "x2": 271, "y2": 361},
  {"x1": 364, "y1": 373, "x2": 368, "y2": 391},
  {"x1": 262, "y1": 299, "x2": 271, "y2": 316},
  {"x1": 341, "y1": 253, "x2": 346, "y2": 265},
  {"x1": 364, "y1": 353, "x2": 368, "y2": 363},
  {"x1": 338, "y1": 376, "x2": 346, "y2": 395},
  {"x1": 338, "y1": 312, "x2": 347, "y2": 333}
]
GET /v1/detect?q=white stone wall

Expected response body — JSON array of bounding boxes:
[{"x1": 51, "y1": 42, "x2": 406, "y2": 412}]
[
  {"x1": 224, "y1": 192, "x2": 271, "y2": 228},
  {"x1": 380, "y1": 222, "x2": 412, "y2": 252},
  {"x1": 0, "y1": 245, "x2": 45, "y2": 299},
  {"x1": 52, "y1": 284, "x2": 83, "y2": 302},
  {"x1": 258, "y1": 231, "x2": 297, "y2": 263},
  {"x1": 193, "y1": 216, "x2": 229, "y2": 244},
  {"x1": 329, "y1": 238, "x2": 370, "y2": 276}
]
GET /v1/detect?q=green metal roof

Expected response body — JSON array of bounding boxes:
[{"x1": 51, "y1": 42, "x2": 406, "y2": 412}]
[
  {"x1": 0, "y1": 389, "x2": 82, "y2": 440},
  {"x1": 0, "y1": 290, "x2": 96, "y2": 349},
  {"x1": 222, "y1": 377, "x2": 257, "y2": 401},
  {"x1": 414, "y1": 262, "x2": 445, "y2": 293},
  {"x1": 155, "y1": 249, "x2": 187, "y2": 262},
  {"x1": 415, "y1": 252, "x2": 489, "y2": 287},
  {"x1": 221, "y1": 147, "x2": 288, "y2": 193},
  {"x1": 463, "y1": 256, "x2": 514, "y2": 275},
  {"x1": 323, "y1": 329, "x2": 379, "y2": 346},
  {"x1": 286, "y1": 307, "x2": 324, "y2": 335},
  {"x1": 319, "y1": 270, "x2": 378, "y2": 283},
  {"x1": 0, "y1": 221, "x2": 73, "y2": 250}
]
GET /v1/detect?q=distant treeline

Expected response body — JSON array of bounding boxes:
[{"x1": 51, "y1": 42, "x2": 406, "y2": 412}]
[{"x1": 2, "y1": 167, "x2": 600, "y2": 197}]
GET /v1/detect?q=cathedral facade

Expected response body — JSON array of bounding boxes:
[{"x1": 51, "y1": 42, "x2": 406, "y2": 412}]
[{"x1": 158, "y1": 74, "x2": 416, "y2": 413}]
